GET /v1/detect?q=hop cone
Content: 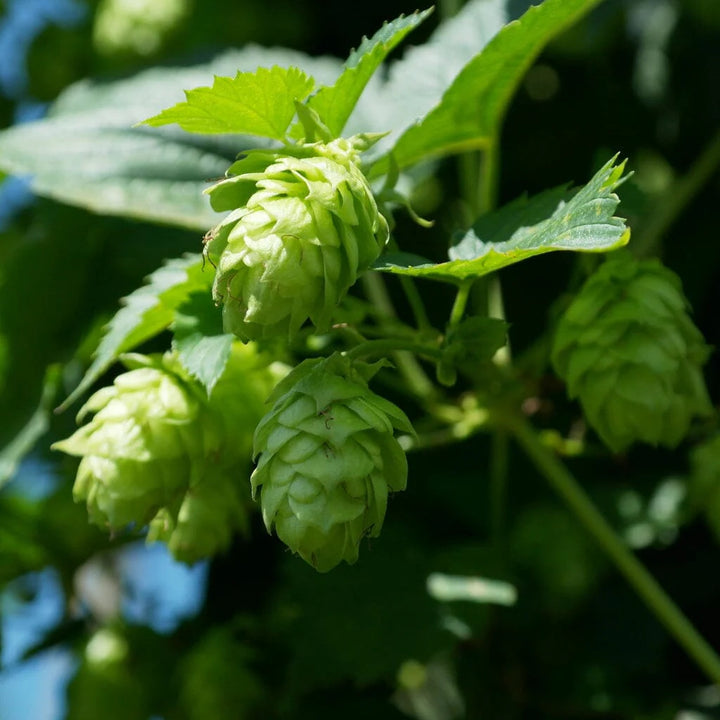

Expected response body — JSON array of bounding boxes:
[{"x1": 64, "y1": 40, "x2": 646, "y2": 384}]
[
  {"x1": 53, "y1": 344, "x2": 280, "y2": 562},
  {"x1": 204, "y1": 135, "x2": 389, "y2": 341},
  {"x1": 251, "y1": 353, "x2": 413, "y2": 572},
  {"x1": 552, "y1": 256, "x2": 712, "y2": 452}
]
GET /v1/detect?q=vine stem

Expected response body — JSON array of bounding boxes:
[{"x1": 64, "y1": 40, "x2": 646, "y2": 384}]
[
  {"x1": 344, "y1": 338, "x2": 443, "y2": 362},
  {"x1": 361, "y1": 272, "x2": 437, "y2": 399},
  {"x1": 505, "y1": 413, "x2": 720, "y2": 686},
  {"x1": 448, "y1": 279, "x2": 473, "y2": 331}
]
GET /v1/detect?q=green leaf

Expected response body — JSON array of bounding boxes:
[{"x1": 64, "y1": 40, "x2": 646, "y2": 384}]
[
  {"x1": 59, "y1": 255, "x2": 210, "y2": 410},
  {"x1": 172, "y1": 291, "x2": 234, "y2": 396},
  {"x1": 375, "y1": 157, "x2": 630, "y2": 283},
  {"x1": 0, "y1": 48, "x2": 341, "y2": 229},
  {"x1": 307, "y1": 9, "x2": 433, "y2": 138},
  {"x1": 142, "y1": 66, "x2": 315, "y2": 139},
  {"x1": 368, "y1": 0, "x2": 605, "y2": 174}
]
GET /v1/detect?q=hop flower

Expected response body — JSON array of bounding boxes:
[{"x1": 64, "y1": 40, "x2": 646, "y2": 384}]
[
  {"x1": 53, "y1": 344, "x2": 281, "y2": 561},
  {"x1": 552, "y1": 256, "x2": 712, "y2": 452},
  {"x1": 251, "y1": 353, "x2": 413, "y2": 572},
  {"x1": 204, "y1": 135, "x2": 389, "y2": 341}
]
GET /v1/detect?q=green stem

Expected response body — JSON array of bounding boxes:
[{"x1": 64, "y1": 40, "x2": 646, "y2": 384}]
[
  {"x1": 634, "y1": 128, "x2": 720, "y2": 257},
  {"x1": 479, "y1": 138, "x2": 500, "y2": 216},
  {"x1": 344, "y1": 338, "x2": 442, "y2": 362},
  {"x1": 507, "y1": 413, "x2": 720, "y2": 686},
  {"x1": 448, "y1": 279, "x2": 473, "y2": 331},
  {"x1": 361, "y1": 272, "x2": 438, "y2": 399},
  {"x1": 399, "y1": 276, "x2": 433, "y2": 332}
]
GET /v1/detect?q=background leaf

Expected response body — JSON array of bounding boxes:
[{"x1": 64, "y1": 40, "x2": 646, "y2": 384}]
[
  {"x1": 376, "y1": 157, "x2": 629, "y2": 282},
  {"x1": 143, "y1": 66, "x2": 315, "y2": 139},
  {"x1": 307, "y1": 8, "x2": 433, "y2": 137},
  {"x1": 59, "y1": 255, "x2": 209, "y2": 410},
  {"x1": 172, "y1": 291, "x2": 233, "y2": 396},
  {"x1": 0, "y1": 48, "x2": 341, "y2": 229}
]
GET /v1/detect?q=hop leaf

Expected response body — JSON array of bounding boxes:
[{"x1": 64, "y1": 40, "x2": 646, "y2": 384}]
[
  {"x1": 204, "y1": 136, "x2": 389, "y2": 341},
  {"x1": 251, "y1": 353, "x2": 413, "y2": 571},
  {"x1": 552, "y1": 256, "x2": 712, "y2": 452},
  {"x1": 53, "y1": 343, "x2": 282, "y2": 562}
]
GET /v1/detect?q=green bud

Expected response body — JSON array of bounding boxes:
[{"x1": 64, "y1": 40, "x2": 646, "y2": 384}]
[
  {"x1": 204, "y1": 137, "x2": 389, "y2": 341},
  {"x1": 251, "y1": 353, "x2": 413, "y2": 572},
  {"x1": 552, "y1": 256, "x2": 712, "y2": 452}
]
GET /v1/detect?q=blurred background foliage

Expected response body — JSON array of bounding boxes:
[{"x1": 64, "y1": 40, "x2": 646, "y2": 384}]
[{"x1": 0, "y1": 0, "x2": 720, "y2": 718}]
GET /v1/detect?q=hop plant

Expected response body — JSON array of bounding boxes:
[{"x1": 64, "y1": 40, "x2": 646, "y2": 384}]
[
  {"x1": 203, "y1": 135, "x2": 389, "y2": 341},
  {"x1": 251, "y1": 353, "x2": 413, "y2": 572},
  {"x1": 552, "y1": 256, "x2": 712, "y2": 452},
  {"x1": 53, "y1": 344, "x2": 281, "y2": 562}
]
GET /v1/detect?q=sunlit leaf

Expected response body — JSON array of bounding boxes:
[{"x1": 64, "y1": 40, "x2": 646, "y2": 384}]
[
  {"x1": 367, "y1": 0, "x2": 606, "y2": 173},
  {"x1": 307, "y1": 9, "x2": 433, "y2": 137},
  {"x1": 143, "y1": 66, "x2": 315, "y2": 139},
  {"x1": 376, "y1": 157, "x2": 629, "y2": 283},
  {"x1": 172, "y1": 291, "x2": 233, "y2": 396}
]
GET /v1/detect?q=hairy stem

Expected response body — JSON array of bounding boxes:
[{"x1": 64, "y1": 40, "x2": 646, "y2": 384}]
[{"x1": 507, "y1": 413, "x2": 720, "y2": 686}]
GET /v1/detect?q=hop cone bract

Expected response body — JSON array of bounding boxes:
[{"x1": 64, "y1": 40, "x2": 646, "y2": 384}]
[
  {"x1": 53, "y1": 344, "x2": 280, "y2": 562},
  {"x1": 204, "y1": 135, "x2": 389, "y2": 341},
  {"x1": 552, "y1": 256, "x2": 712, "y2": 452},
  {"x1": 251, "y1": 353, "x2": 413, "y2": 572}
]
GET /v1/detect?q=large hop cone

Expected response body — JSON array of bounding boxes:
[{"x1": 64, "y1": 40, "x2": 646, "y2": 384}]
[
  {"x1": 53, "y1": 344, "x2": 281, "y2": 562},
  {"x1": 251, "y1": 353, "x2": 413, "y2": 572},
  {"x1": 552, "y1": 256, "x2": 712, "y2": 452},
  {"x1": 204, "y1": 135, "x2": 389, "y2": 341}
]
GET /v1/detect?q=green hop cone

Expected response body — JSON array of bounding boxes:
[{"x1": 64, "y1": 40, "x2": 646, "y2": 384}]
[
  {"x1": 53, "y1": 344, "x2": 282, "y2": 562},
  {"x1": 204, "y1": 135, "x2": 389, "y2": 340},
  {"x1": 53, "y1": 354, "x2": 204, "y2": 529},
  {"x1": 552, "y1": 256, "x2": 712, "y2": 452},
  {"x1": 251, "y1": 353, "x2": 413, "y2": 572}
]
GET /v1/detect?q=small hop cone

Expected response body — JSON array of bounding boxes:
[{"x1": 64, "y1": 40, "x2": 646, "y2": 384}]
[
  {"x1": 53, "y1": 344, "x2": 283, "y2": 561},
  {"x1": 552, "y1": 256, "x2": 712, "y2": 452},
  {"x1": 204, "y1": 135, "x2": 389, "y2": 341},
  {"x1": 251, "y1": 353, "x2": 413, "y2": 572},
  {"x1": 53, "y1": 354, "x2": 204, "y2": 528}
]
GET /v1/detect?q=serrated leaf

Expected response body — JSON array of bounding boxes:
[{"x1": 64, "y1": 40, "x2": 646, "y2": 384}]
[
  {"x1": 307, "y1": 9, "x2": 433, "y2": 138},
  {"x1": 172, "y1": 291, "x2": 233, "y2": 396},
  {"x1": 367, "y1": 0, "x2": 605, "y2": 173},
  {"x1": 375, "y1": 157, "x2": 630, "y2": 283},
  {"x1": 59, "y1": 255, "x2": 210, "y2": 410},
  {"x1": 142, "y1": 66, "x2": 315, "y2": 140},
  {"x1": 0, "y1": 48, "x2": 341, "y2": 228}
]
